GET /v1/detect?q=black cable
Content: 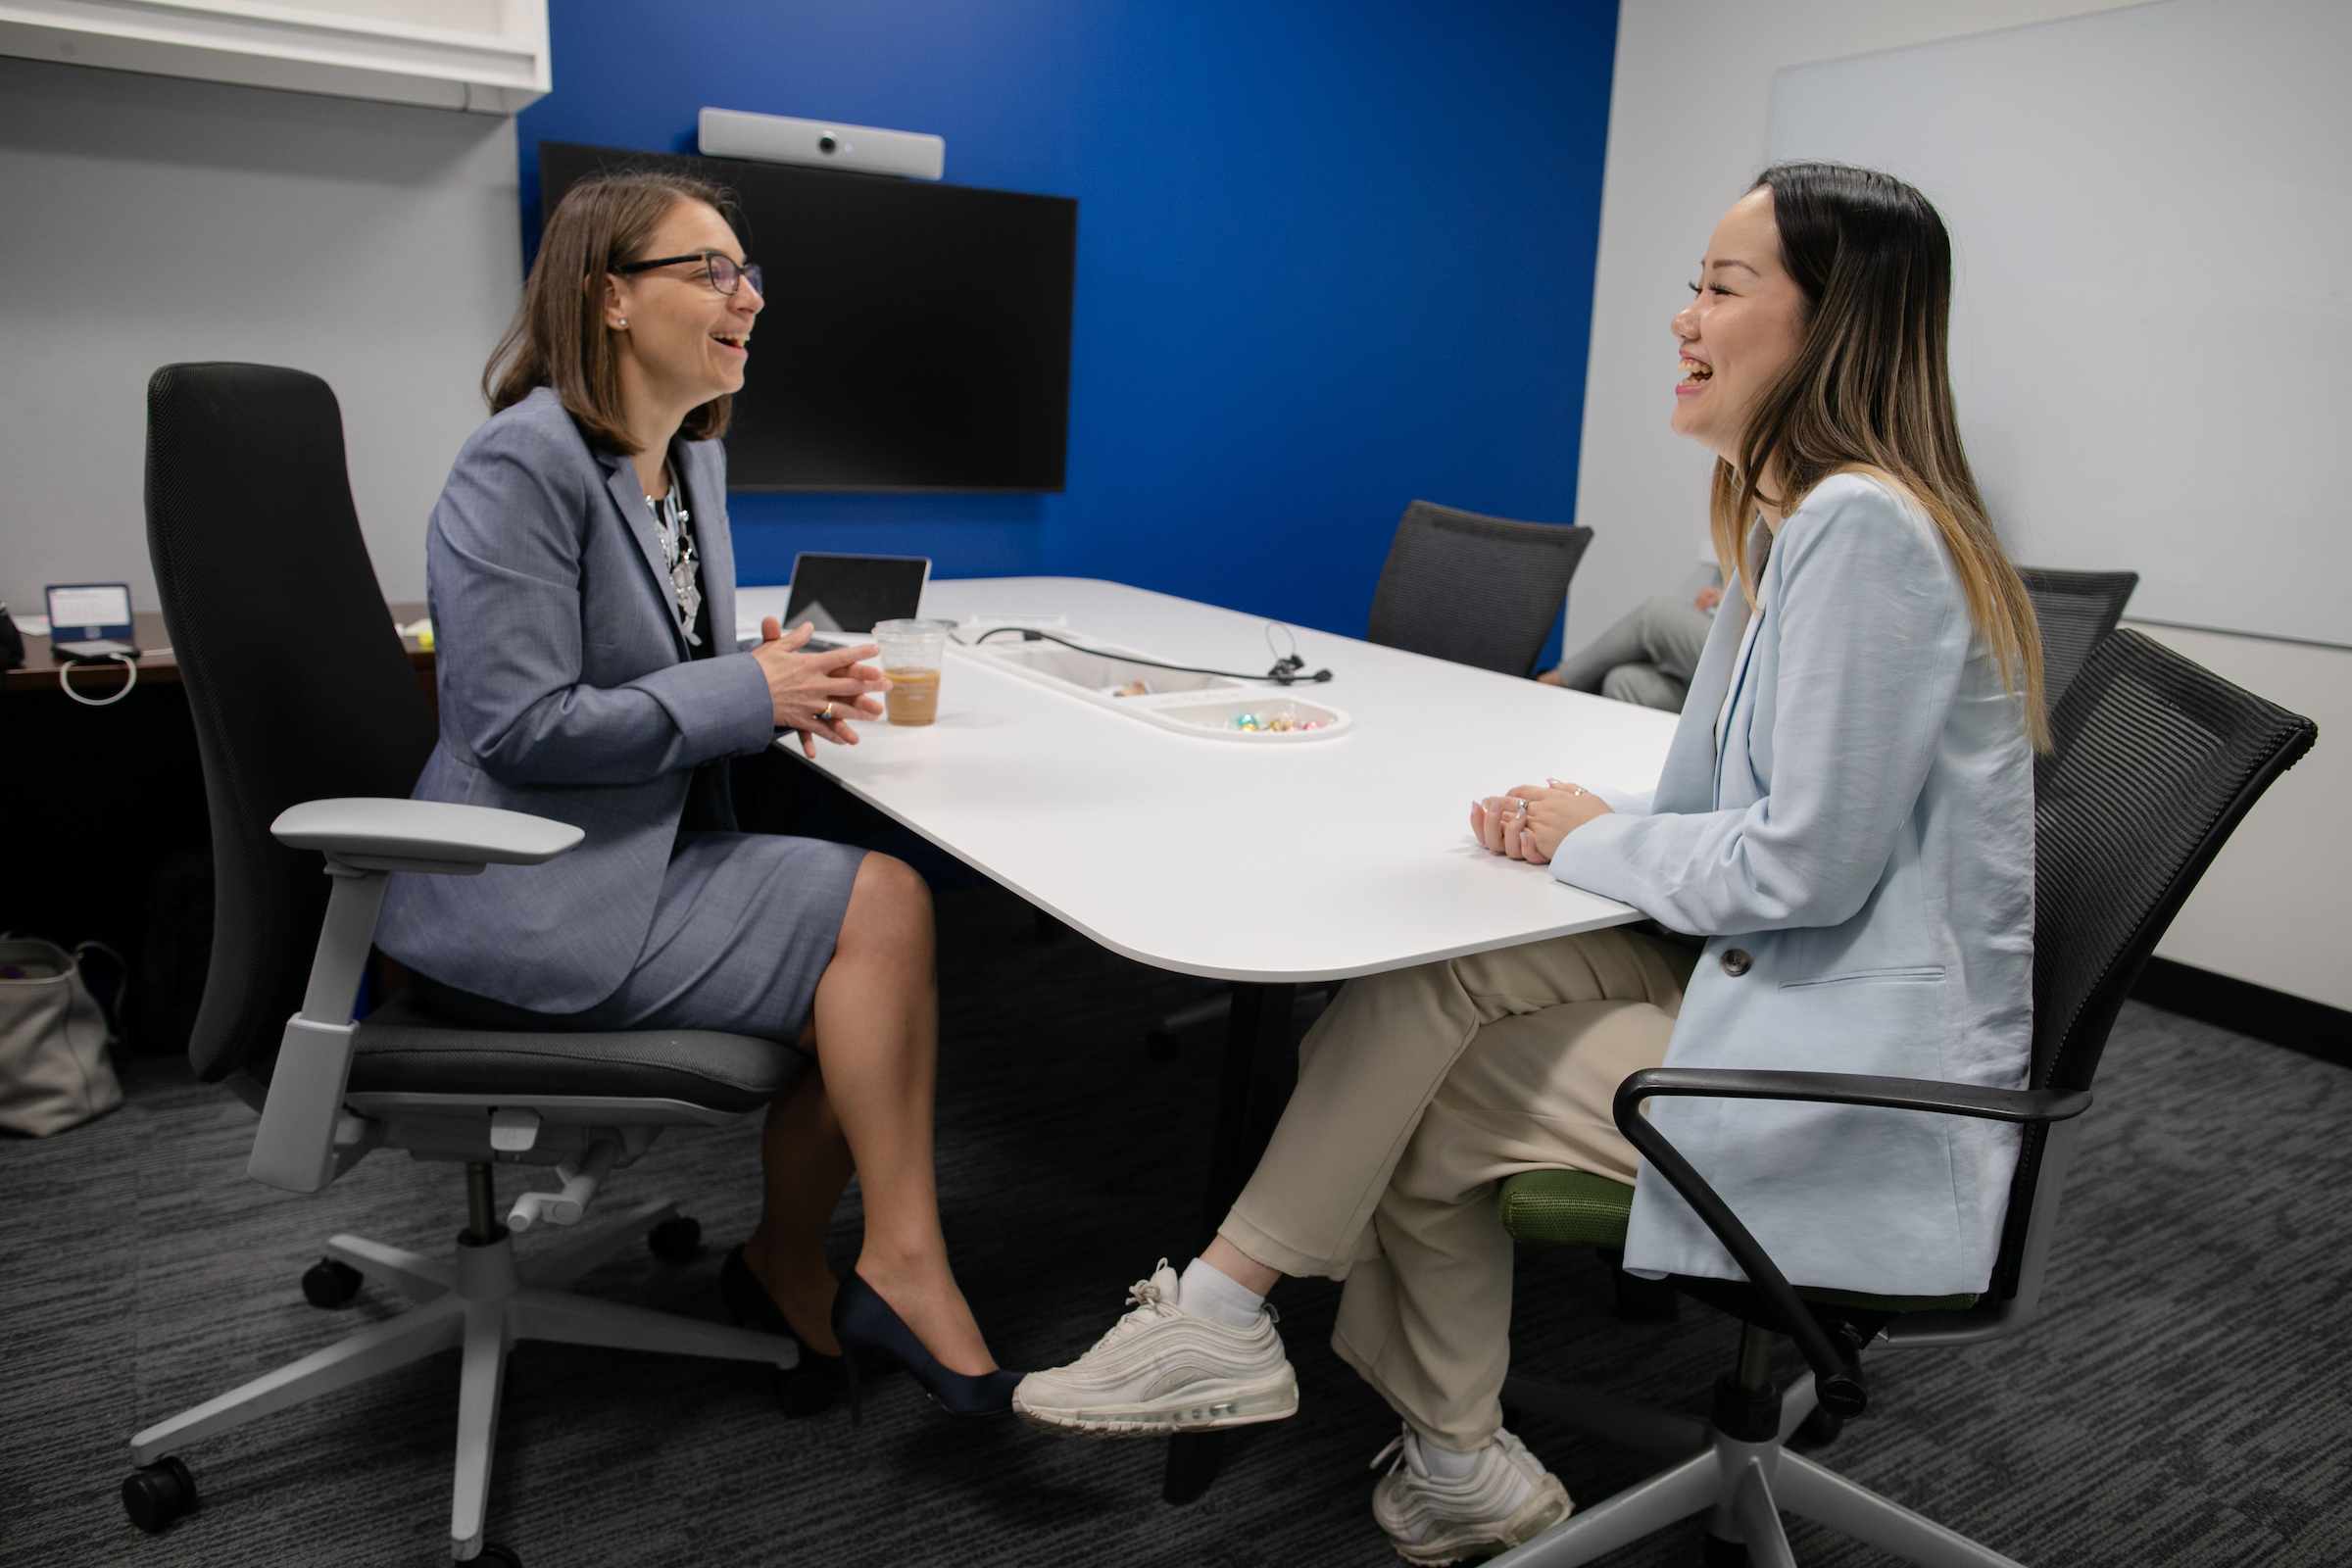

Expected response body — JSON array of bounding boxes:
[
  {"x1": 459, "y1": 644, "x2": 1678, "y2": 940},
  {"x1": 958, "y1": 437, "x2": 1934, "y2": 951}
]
[{"x1": 965, "y1": 625, "x2": 1332, "y2": 685}]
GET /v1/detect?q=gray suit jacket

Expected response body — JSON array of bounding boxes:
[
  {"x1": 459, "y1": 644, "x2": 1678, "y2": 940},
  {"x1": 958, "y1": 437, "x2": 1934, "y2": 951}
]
[
  {"x1": 375, "y1": 387, "x2": 776, "y2": 1011},
  {"x1": 1552, "y1": 475, "x2": 2035, "y2": 1297}
]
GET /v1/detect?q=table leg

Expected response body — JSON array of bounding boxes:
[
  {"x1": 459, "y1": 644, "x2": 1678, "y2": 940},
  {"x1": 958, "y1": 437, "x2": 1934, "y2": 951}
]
[{"x1": 1164, "y1": 980, "x2": 1298, "y2": 1505}]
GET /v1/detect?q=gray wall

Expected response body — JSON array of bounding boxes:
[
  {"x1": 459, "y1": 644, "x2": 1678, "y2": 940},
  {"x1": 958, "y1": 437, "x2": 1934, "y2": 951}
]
[{"x1": 0, "y1": 55, "x2": 520, "y2": 618}]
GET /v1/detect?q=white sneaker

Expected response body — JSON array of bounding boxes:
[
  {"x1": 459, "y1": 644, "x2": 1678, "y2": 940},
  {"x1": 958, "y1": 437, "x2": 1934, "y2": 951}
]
[
  {"x1": 1013, "y1": 1259, "x2": 1298, "y2": 1436},
  {"x1": 1370, "y1": 1425, "x2": 1572, "y2": 1565}
]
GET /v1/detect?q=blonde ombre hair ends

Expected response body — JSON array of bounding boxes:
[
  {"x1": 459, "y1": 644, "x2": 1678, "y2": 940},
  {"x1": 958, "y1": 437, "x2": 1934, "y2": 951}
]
[{"x1": 1711, "y1": 163, "x2": 2049, "y2": 752}]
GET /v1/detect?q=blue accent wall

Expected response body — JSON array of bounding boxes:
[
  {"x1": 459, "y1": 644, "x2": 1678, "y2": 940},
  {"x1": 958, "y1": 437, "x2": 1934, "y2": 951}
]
[{"x1": 518, "y1": 0, "x2": 1618, "y2": 662}]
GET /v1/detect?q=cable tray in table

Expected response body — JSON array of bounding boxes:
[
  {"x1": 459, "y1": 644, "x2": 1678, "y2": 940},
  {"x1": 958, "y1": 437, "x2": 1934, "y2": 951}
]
[{"x1": 952, "y1": 628, "x2": 1353, "y2": 742}]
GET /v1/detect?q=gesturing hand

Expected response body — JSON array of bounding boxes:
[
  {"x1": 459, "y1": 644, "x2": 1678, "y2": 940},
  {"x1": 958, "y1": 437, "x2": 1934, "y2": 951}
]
[
  {"x1": 1468, "y1": 779, "x2": 1614, "y2": 864},
  {"x1": 752, "y1": 618, "x2": 891, "y2": 760}
]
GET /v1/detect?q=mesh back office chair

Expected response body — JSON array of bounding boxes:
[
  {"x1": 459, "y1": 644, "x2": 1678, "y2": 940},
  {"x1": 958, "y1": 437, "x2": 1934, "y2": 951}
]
[
  {"x1": 123, "y1": 365, "x2": 809, "y2": 1566},
  {"x1": 1366, "y1": 500, "x2": 1595, "y2": 677},
  {"x1": 1486, "y1": 629, "x2": 2315, "y2": 1568},
  {"x1": 2020, "y1": 567, "x2": 2139, "y2": 708}
]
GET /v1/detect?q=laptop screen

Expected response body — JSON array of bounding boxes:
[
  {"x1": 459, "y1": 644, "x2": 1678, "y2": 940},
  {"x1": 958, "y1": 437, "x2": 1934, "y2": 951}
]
[{"x1": 783, "y1": 553, "x2": 931, "y2": 634}]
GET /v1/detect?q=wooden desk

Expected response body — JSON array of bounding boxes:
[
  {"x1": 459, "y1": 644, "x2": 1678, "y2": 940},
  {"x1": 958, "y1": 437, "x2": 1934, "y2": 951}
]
[{"x1": 5, "y1": 604, "x2": 434, "y2": 697}]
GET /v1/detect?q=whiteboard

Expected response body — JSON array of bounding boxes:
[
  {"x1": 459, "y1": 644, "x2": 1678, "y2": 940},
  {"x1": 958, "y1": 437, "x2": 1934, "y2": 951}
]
[{"x1": 1769, "y1": 0, "x2": 2351, "y2": 649}]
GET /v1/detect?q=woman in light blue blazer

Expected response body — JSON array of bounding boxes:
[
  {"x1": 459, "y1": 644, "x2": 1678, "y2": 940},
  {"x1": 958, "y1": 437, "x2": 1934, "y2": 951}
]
[
  {"x1": 374, "y1": 171, "x2": 1018, "y2": 1419},
  {"x1": 1014, "y1": 164, "x2": 2048, "y2": 1562}
]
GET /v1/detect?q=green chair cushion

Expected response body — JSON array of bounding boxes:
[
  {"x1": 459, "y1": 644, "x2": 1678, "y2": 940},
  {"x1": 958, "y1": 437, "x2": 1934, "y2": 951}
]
[
  {"x1": 1497, "y1": 1168, "x2": 1634, "y2": 1249},
  {"x1": 1494, "y1": 1169, "x2": 1979, "y2": 1314}
]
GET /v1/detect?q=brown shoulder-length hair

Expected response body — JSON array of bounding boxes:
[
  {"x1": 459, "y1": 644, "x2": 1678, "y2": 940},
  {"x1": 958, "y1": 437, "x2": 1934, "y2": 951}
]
[
  {"x1": 484, "y1": 168, "x2": 743, "y2": 453},
  {"x1": 1714, "y1": 162, "x2": 2049, "y2": 752}
]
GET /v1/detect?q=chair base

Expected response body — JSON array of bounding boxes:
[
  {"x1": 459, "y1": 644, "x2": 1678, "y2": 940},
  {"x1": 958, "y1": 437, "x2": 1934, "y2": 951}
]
[
  {"x1": 1491, "y1": 1372, "x2": 2026, "y2": 1568},
  {"x1": 126, "y1": 1198, "x2": 798, "y2": 1561}
]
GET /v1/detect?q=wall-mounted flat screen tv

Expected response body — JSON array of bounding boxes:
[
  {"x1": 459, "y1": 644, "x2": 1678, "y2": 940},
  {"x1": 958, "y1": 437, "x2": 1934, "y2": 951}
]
[{"x1": 539, "y1": 141, "x2": 1077, "y2": 493}]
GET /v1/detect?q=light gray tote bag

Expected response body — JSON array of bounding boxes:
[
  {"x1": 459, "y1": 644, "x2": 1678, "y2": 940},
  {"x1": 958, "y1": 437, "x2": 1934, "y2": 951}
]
[{"x1": 0, "y1": 937, "x2": 125, "y2": 1136}]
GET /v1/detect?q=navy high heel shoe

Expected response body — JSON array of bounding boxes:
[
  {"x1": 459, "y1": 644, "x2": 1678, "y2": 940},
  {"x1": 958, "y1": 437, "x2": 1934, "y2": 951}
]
[
  {"x1": 831, "y1": 1270, "x2": 1021, "y2": 1421},
  {"x1": 719, "y1": 1248, "x2": 895, "y2": 1418}
]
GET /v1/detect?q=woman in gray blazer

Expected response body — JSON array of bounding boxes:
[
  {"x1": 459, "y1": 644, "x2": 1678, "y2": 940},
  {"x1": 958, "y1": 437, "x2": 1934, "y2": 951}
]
[
  {"x1": 1014, "y1": 164, "x2": 2049, "y2": 1562},
  {"x1": 375, "y1": 171, "x2": 1018, "y2": 1419}
]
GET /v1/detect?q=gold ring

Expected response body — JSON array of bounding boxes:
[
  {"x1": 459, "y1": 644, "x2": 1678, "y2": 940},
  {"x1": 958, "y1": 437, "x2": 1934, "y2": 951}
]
[{"x1": 818, "y1": 703, "x2": 834, "y2": 722}]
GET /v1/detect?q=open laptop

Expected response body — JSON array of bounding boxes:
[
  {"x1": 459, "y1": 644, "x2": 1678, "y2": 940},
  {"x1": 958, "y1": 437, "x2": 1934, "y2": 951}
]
[{"x1": 783, "y1": 553, "x2": 931, "y2": 651}]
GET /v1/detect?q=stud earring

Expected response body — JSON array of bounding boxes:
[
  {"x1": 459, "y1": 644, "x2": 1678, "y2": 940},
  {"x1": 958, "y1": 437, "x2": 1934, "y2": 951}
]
[{"x1": 616, "y1": 318, "x2": 628, "y2": 328}]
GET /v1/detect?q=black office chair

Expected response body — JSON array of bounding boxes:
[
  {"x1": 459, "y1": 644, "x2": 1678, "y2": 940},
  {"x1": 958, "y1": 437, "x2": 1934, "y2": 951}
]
[
  {"x1": 1366, "y1": 500, "x2": 1594, "y2": 677},
  {"x1": 123, "y1": 364, "x2": 808, "y2": 1566},
  {"x1": 2020, "y1": 567, "x2": 2138, "y2": 709},
  {"x1": 1487, "y1": 628, "x2": 2315, "y2": 1567}
]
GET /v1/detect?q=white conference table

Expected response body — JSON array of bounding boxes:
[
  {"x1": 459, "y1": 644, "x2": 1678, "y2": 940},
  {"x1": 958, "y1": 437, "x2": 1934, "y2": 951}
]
[
  {"x1": 739, "y1": 577, "x2": 1678, "y2": 980},
  {"x1": 738, "y1": 576, "x2": 1677, "y2": 1498}
]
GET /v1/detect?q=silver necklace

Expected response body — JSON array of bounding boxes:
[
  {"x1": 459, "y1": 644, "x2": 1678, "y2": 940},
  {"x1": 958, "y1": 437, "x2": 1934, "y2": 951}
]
[{"x1": 646, "y1": 480, "x2": 702, "y2": 645}]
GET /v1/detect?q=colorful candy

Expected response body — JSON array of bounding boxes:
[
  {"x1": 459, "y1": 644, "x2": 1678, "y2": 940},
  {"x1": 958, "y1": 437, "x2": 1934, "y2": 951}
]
[{"x1": 1231, "y1": 710, "x2": 1326, "y2": 733}]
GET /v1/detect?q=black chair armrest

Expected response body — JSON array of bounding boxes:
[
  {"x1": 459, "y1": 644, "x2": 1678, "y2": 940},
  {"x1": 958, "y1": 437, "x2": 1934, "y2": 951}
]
[
  {"x1": 1623, "y1": 1068, "x2": 2090, "y2": 1125},
  {"x1": 1611, "y1": 1068, "x2": 2091, "y2": 1417}
]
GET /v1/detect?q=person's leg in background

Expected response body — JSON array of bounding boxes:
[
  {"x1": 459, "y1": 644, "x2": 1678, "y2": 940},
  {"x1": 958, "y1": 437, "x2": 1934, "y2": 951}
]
[
  {"x1": 1600, "y1": 662, "x2": 1688, "y2": 710},
  {"x1": 1638, "y1": 593, "x2": 1713, "y2": 688},
  {"x1": 1544, "y1": 595, "x2": 1714, "y2": 709},
  {"x1": 1545, "y1": 602, "x2": 1658, "y2": 693}
]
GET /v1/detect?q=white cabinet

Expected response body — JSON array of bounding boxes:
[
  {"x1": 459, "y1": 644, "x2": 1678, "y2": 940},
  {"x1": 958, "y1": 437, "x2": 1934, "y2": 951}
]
[{"x1": 0, "y1": 0, "x2": 549, "y2": 113}]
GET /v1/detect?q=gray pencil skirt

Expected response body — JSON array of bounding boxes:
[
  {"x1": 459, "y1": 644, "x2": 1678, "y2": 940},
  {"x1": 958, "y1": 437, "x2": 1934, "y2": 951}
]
[{"x1": 413, "y1": 829, "x2": 867, "y2": 1045}]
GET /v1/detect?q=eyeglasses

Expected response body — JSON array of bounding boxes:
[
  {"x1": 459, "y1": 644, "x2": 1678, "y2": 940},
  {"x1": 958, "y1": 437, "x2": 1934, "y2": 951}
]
[{"x1": 614, "y1": 250, "x2": 763, "y2": 297}]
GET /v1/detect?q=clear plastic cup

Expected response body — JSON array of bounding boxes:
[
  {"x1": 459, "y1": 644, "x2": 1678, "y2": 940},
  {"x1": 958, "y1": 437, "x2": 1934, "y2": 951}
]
[{"x1": 873, "y1": 618, "x2": 955, "y2": 725}]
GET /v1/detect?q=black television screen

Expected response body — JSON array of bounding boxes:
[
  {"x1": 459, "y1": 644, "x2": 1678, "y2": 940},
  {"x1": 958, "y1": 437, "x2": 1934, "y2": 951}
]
[{"x1": 539, "y1": 141, "x2": 1077, "y2": 493}]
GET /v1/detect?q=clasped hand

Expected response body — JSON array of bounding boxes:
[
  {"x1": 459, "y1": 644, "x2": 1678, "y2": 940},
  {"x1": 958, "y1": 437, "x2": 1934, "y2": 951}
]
[
  {"x1": 753, "y1": 617, "x2": 891, "y2": 760},
  {"x1": 1468, "y1": 781, "x2": 1613, "y2": 865}
]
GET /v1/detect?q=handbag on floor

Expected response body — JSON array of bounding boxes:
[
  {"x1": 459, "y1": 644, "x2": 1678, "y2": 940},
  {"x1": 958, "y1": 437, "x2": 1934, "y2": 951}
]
[{"x1": 0, "y1": 936, "x2": 126, "y2": 1136}]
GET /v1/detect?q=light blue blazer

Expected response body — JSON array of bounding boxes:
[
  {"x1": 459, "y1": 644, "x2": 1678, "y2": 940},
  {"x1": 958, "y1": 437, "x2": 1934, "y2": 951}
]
[
  {"x1": 1551, "y1": 474, "x2": 2035, "y2": 1298},
  {"x1": 374, "y1": 387, "x2": 777, "y2": 1012}
]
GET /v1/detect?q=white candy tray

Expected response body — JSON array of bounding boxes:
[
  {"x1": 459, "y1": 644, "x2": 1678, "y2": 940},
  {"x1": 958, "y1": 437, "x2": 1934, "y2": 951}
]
[{"x1": 950, "y1": 627, "x2": 1352, "y2": 743}]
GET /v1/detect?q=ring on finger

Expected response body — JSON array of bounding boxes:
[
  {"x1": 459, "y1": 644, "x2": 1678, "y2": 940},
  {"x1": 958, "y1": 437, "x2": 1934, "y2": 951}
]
[{"x1": 818, "y1": 702, "x2": 834, "y2": 722}]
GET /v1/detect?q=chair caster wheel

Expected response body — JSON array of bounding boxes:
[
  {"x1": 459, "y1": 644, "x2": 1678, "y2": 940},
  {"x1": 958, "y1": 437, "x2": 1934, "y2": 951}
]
[
  {"x1": 648, "y1": 1215, "x2": 703, "y2": 1262},
  {"x1": 473, "y1": 1542, "x2": 522, "y2": 1566},
  {"x1": 301, "y1": 1257, "x2": 364, "y2": 1308},
  {"x1": 1791, "y1": 1402, "x2": 1844, "y2": 1449},
  {"x1": 122, "y1": 1455, "x2": 199, "y2": 1533},
  {"x1": 1700, "y1": 1533, "x2": 1748, "y2": 1566}
]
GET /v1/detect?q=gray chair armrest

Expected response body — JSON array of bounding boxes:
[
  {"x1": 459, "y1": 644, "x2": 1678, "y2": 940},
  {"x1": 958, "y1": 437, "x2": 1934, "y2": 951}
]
[
  {"x1": 249, "y1": 798, "x2": 580, "y2": 1193},
  {"x1": 272, "y1": 798, "x2": 582, "y2": 875}
]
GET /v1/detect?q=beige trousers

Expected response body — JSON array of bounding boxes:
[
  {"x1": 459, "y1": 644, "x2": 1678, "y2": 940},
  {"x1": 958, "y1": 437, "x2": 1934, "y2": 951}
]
[{"x1": 1219, "y1": 927, "x2": 1696, "y2": 1451}]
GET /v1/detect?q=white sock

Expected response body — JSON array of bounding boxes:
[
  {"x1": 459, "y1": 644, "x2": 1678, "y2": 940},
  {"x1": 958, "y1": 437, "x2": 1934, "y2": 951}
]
[
  {"x1": 1413, "y1": 1431, "x2": 1482, "y2": 1481},
  {"x1": 1177, "y1": 1256, "x2": 1265, "y2": 1328}
]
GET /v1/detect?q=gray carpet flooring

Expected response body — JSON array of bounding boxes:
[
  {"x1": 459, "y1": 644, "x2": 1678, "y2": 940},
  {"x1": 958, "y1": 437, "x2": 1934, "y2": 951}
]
[{"x1": 4, "y1": 883, "x2": 2349, "y2": 1567}]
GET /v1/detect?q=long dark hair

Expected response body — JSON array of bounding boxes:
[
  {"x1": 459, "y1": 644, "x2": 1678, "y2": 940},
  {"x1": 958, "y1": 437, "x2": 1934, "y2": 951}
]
[
  {"x1": 1713, "y1": 162, "x2": 2047, "y2": 751},
  {"x1": 483, "y1": 169, "x2": 742, "y2": 453}
]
